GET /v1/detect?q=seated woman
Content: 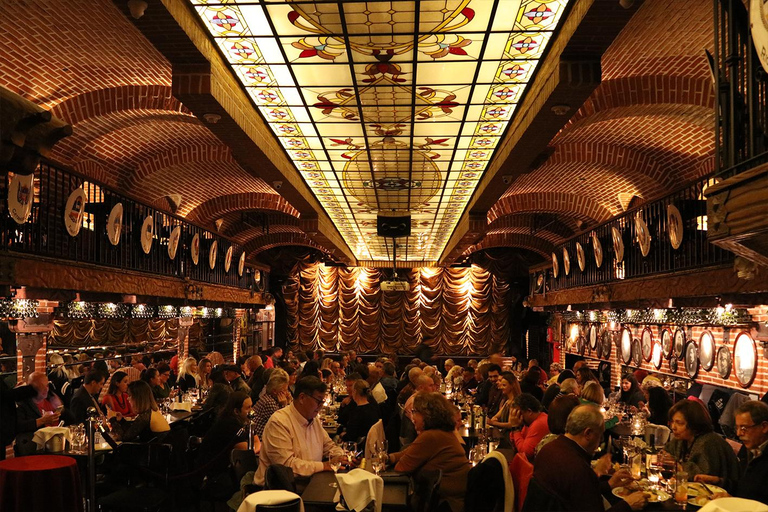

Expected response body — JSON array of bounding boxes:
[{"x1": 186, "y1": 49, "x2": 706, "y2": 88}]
[
  {"x1": 102, "y1": 371, "x2": 134, "y2": 418},
  {"x1": 152, "y1": 363, "x2": 173, "y2": 400},
  {"x1": 197, "y1": 357, "x2": 213, "y2": 391},
  {"x1": 664, "y1": 399, "x2": 740, "y2": 492},
  {"x1": 253, "y1": 369, "x2": 291, "y2": 438},
  {"x1": 109, "y1": 380, "x2": 170, "y2": 442},
  {"x1": 177, "y1": 357, "x2": 199, "y2": 393},
  {"x1": 341, "y1": 380, "x2": 380, "y2": 442},
  {"x1": 535, "y1": 394, "x2": 580, "y2": 457},
  {"x1": 617, "y1": 374, "x2": 645, "y2": 409},
  {"x1": 389, "y1": 392, "x2": 471, "y2": 512},
  {"x1": 580, "y1": 381, "x2": 619, "y2": 429},
  {"x1": 487, "y1": 372, "x2": 522, "y2": 431}
]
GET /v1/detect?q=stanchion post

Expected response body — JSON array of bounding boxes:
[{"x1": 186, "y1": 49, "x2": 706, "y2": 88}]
[{"x1": 85, "y1": 407, "x2": 98, "y2": 512}]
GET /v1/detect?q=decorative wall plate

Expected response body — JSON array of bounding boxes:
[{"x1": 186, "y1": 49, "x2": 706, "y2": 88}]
[
  {"x1": 238, "y1": 251, "x2": 246, "y2": 277},
  {"x1": 536, "y1": 273, "x2": 544, "y2": 290},
  {"x1": 209, "y1": 239, "x2": 218, "y2": 270},
  {"x1": 641, "y1": 327, "x2": 653, "y2": 362},
  {"x1": 631, "y1": 338, "x2": 642, "y2": 366},
  {"x1": 140, "y1": 215, "x2": 153, "y2": 254},
  {"x1": 699, "y1": 330, "x2": 716, "y2": 371},
  {"x1": 669, "y1": 355, "x2": 678, "y2": 373},
  {"x1": 716, "y1": 346, "x2": 732, "y2": 380},
  {"x1": 596, "y1": 332, "x2": 604, "y2": 358},
  {"x1": 589, "y1": 324, "x2": 598, "y2": 350},
  {"x1": 651, "y1": 341, "x2": 663, "y2": 369},
  {"x1": 224, "y1": 246, "x2": 233, "y2": 273},
  {"x1": 9, "y1": 173, "x2": 35, "y2": 224},
  {"x1": 552, "y1": 252, "x2": 559, "y2": 278},
  {"x1": 592, "y1": 232, "x2": 603, "y2": 268},
  {"x1": 667, "y1": 204, "x2": 684, "y2": 250},
  {"x1": 621, "y1": 327, "x2": 632, "y2": 364},
  {"x1": 191, "y1": 233, "x2": 200, "y2": 265},
  {"x1": 661, "y1": 328, "x2": 673, "y2": 359},
  {"x1": 107, "y1": 203, "x2": 123, "y2": 246},
  {"x1": 64, "y1": 187, "x2": 87, "y2": 237},
  {"x1": 601, "y1": 330, "x2": 612, "y2": 359},
  {"x1": 168, "y1": 226, "x2": 181, "y2": 260},
  {"x1": 635, "y1": 213, "x2": 651, "y2": 257},
  {"x1": 612, "y1": 226, "x2": 624, "y2": 263},
  {"x1": 577, "y1": 335, "x2": 586, "y2": 355},
  {"x1": 733, "y1": 332, "x2": 757, "y2": 388},
  {"x1": 673, "y1": 328, "x2": 686, "y2": 357},
  {"x1": 563, "y1": 248, "x2": 571, "y2": 276},
  {"x1": 576, "y1": 242, "x2": 586, "y2": 272},
  {"x1": 684, "y1": 341, "x2": 699, "y2": 378}
]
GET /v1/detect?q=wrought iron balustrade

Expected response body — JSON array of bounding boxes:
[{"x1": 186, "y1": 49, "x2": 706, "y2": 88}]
[{"x1": 1, "y1": 160, "x2": 267, "y2": 292}]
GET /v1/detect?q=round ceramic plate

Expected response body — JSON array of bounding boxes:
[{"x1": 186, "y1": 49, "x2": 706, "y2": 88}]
[
  {"x1": 238, "y1": 251, "x2": 246, "y2": 277},
  {"x1": 621, "y1": 327, "x2": 632, "y2": 364},
  {"x1": 641, "y1": 327, "x2": 653, "y2": 362},
  {"x1": 576, "y1": 242, "x2": 586, "y2": 272},
  {"x1": 661, "y1": 328, "x2": 673, "y2": 359},
  {"x1": 667, "y1": 204, "x2": 684, "y2": 250},
  {"x1": 673, "y1": 328, "x2": 686, "y2": 357},
  {"x1": 577, "y1": 335, "x2": 586, "y2": 355},
  {"x1": 140, "y1": 215, "x2": 153, "y2": 254},
  {"x1": 552, "y1": 252, "x2": 559, "y2": 278},
  {"x1": 592, "y1": 232, "x2": 603, "y2": 268},
  {"x1": 669, "y1": 355, "x2": 678, "y2": 373},
  {"x1": 601, "y1": 330, "x2": 612, "y2": 358},
  {"x1": 589, "y1": 324, "x2": 598, "y2": 350},
  {"x1": 563, "y1": 247, "x2": 571, "y2": 276},
  {"x1": 631, "y1": 338, "x2": 642, "y2": 366},
  {"x1": 168, "y1": 226, "x2": 181, "y2": 260},
  {"x1": 107, "y1": 203, "x2": 123, "y2": 246},
  {"x1": 596, "y1": 331, "x2": 604, "y2": 358},
  {"x1": 651, "y1": 341, "x2": 663, "y2": 369},
  {"x1": 716, "y1": 345, "x2": 731, "y2": 380},
  {"x1": 733, "y1": 332, "x2": 757, "y2": 388},
  {"x1": 209, "y1": 239, "x2": 218, "y2": 270},
  {"x1": 191, "y1": 233, "x2": 200, "y2": 265},
  {"x1": 613, "y1": 486, "x2": 669, "y2": 503},
  {"x1": 635, "y1": 213, "x2": 651, "y2": 257},
  {"x1": 612, "y1": 226, "x2": 624, "y2": 263},
  {"x1": 224, "y1": 246, "x2": 233, "y2": 273},
  {"x1": 536, "y1": 273, "x2": 544, "y2": 290},
  {"x1": 8, "y1": 173, "x2": 35, "y2": 224},
  {"x1": 64, "y1": 187, "x2": 87, "y2": 237},
  {"x1": 699, "y1": 330, "x2": 716, "y2": 371},
  {"x1": 685, "y1": 341, "x2": 699, "y2": 378}
]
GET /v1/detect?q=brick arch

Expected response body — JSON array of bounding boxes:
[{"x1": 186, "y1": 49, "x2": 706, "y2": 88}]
[
  {"x1": 228, "y1": 226, "x2": 306, "y2": 246},
  {"x1": 186, "y1": 194, "x2": 300, "y2": 225},
  {"x1": 221, "y1": 217, "x2": 302, "y2": 239},
  {"x1": 463, "y1": 233, "x2": 554, "y2": 259},
  {"x1": 567, "y1": 75, "x2": 714, "y2": 127},
  {"x1": 486, "y1": 213, "x2": 574, "y2": 245},
  {"x1": 126, "y1": 144, "x2": 232, "y2": 191},
  {"x1": 488, "y1": 192, "x2": 613, "y2": 225},
  {"x1": 72, "y1": 160, "x2": 109, "y2": 185},
  {"x1": 244, "y1": 233, "x2": 323, "y2": 259},
  {"x1": 49, "y1": 85, "x2": 187, "y2": 126}
]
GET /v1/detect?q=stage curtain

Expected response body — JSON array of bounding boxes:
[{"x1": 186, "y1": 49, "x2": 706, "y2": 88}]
[
  {"x1": 49, "y1": 319, "x2": 179, "y2": 347},
  {"x1": 285, "y1": 257, "x2": 512, "y2": 355}
]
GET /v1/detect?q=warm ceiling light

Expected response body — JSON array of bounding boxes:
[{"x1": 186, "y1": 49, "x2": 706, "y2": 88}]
[
  {"x1": 127, "y1": 0, "x2": 148, "y2": 19},
  {"x1": 550, "y1": 104, "x2": 571, "y2": 115}
]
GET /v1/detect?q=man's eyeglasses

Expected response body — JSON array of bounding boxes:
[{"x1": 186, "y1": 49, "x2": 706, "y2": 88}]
[
  {"x1": 736, "y1": 423, "x2": 762, "y2": 434},
  {"x1": 305, "y1": 394, "x2": 326, "y2": 407}
]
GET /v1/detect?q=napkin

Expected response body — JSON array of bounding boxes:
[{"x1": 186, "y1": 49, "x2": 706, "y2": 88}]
[
  {"x1": 336, "y1": 468, "x2": 383, "y2": 512},
  {"x1": 698, "y1": 498, "x2": 768, "y2": 512},
  {"x1": 32, "y1": 426, "x2": 71, "y2": 450},
  {"x1": 237, "y1": 490, "x2": 304, "y2": 512},
  {"x1": 171, "y1": 401, "x2": 192, "y2": 412}
]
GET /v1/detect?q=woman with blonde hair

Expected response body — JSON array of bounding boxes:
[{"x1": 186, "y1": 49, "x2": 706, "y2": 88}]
[
  {"x1": 109, "y1": 380, "x2": 170, "y2": 442},
  {"x1": 488, "y1": 372, "x2": 522, "y2": 430},
  {"x1": 177, "y1": 357, "x2": 199, "y2": 392}
]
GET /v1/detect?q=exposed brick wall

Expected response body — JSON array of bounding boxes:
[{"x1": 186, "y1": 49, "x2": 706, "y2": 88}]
[
  {"x1": 463, "y1": 233, "x2": 554, "y2": 259},
  {"x1": 186, "y1": 194, "x2": 299, "y2": 225},
  {"x1": 488, "y1": 192, "x2": 614, "y2": 224}
]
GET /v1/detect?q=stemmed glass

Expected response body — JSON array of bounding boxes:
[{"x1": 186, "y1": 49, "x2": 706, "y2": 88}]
[
  {"x1": 371, "y1": 452, "x2": 387, "y2": 476},
  {"x1": 330, "y1": 454, "x2": 342, "y2": 474}
]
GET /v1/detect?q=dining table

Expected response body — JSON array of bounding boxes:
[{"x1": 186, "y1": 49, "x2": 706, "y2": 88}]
[
  {"x1": 301, "y1": 470, "x2": 410, "y2": 511},
  {"x1": 0, "y1": 454, "x2": 84, "y2": 512}
]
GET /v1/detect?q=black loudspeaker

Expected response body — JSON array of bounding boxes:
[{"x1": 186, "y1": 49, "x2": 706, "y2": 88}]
[{"x1": 377, "y1": 214, "x2": 411, "y2": 238}]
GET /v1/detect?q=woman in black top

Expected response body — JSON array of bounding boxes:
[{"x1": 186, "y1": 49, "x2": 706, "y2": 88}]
[
  {"x1": 618, "y1": 373, "x2": 645, "y2": 409},
  {"x1": 646, "y1": 386, "x2": 672, "y2": 425},
  {"x1": 195, "y1": 391, "x2": 258, "y2": 477},
  {"x1": 520, "y1": 367, "x2": 544, "y2": 402},
  {"x1": 341, "y1": 380, "x2": 380, "y2": 442}
]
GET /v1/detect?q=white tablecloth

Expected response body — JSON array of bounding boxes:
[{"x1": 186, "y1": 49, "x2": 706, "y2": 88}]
[{"x1": 237, "y1": 490, "x2": 303, "y2": 512}]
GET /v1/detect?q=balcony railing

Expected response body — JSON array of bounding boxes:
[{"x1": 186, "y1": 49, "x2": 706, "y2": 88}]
[{"x1": 1, "y1": 160, "x2": 267, "y2": 292}]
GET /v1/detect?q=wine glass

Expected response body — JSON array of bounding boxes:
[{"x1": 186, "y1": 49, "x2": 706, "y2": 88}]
[
  {"x1": 371, "y1": 452, "x2": 386, "y2": 476},
  {"x1": 375, "y1": 440, "x2": 388, "y2": 455},
  {"x1": 330, "y1": 454, "x2": 342, "y2": 474}
]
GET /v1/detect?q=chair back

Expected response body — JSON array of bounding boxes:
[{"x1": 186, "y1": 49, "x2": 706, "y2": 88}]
[
  {"x1": 365, "y1": 420, "x2": 386, "y2": 461},
  {"x1": 117, "y1": 441, "x2": 174, "y2": 486},
  {"x1": 411, "y1": 469, "x2": 442, "y2": 512},
  {"x1": 521, "y1": 477, "x2": 565, "y2": 512},
  {"x1": 232, "y1": 448, "x2": 259, "y2": 483},
  {"x1": 255, "y1": 497, "x2": 302, "y2": 512},
  {"x1": 265, "y1": 464, "x2": 297, "y2": 493},
  {"x1": 465, "y1": 457, "x2": 505, "y2": 512},
  {"x1": 644, "y1": 424, "x2": 670, "y2": 446},
  {"x1": 509, "y1": 453, "x2": 533, "y2": 512}
]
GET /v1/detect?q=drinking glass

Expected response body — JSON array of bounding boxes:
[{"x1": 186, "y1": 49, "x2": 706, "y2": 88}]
[
  {"x1": 675, "y1": 471, "x2": 688, "y2": 508},
  {"x1": 375, "y1": 440, "x2": 388, "y2": 455},
  {"x1": 330, "y1": 454, "x2": 342, "y2": 474},
  {"x1": 371, "y1": 453, "x2": 386, "y2": 476}
]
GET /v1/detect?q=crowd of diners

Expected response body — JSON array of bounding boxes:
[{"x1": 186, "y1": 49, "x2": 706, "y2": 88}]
[{"x1": 2, "y1": 346, "x2": 768, "y2": 512}]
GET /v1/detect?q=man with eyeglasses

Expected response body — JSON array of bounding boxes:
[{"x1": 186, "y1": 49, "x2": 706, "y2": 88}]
[
  {"x1": 254, "y1": 376, "x2": 345, "y2": 487},
  {"x1": 695, "y1": 400, "x2": 768, "y2": 504}
]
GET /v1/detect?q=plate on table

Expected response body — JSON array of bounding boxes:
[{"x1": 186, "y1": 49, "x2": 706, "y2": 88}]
[
  {"x1": 612, "y1": 485, "x2": 670, "y2": 503},
  {"x1": 687, "y1": 482, "x2": 727, "y2": 506}
]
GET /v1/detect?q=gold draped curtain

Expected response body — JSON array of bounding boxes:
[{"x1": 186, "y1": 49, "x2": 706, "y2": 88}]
[
  {"x1": 50, "y1": 319, "x2": 180, "y2": 347},
  {"x1": 285, "y1": 259, "x2": 512, "y2": 355}
]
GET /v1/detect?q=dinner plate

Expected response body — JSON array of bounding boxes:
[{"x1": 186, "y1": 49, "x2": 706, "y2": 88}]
[
  {"x1": 209, "y1": 239, "x2": 218, "y2": 270},
  {"x1": 592, "y1": 232, "x2": 603, "y2": 268},
  {"x1": 168, "y1": 226, "x2": 181, "y2": 260},
  {"x1": 668, "y1": 204, "x2": 684, "y2": 250},
  {"x1": 687, "y1": 482, "x2": 726, "y2": 497},
  {"x1": 191, "y1": 233, "x2": 200, "y2": 265},
  {"x1": 576, "y1": 242, "x2": 586, "y2": 272},
  {"x1": 238, "y1": 251, "x2": 246, "y2": 277},
  {"x1": 552, "y1": 252, "x2": 559, "y2": 278},
  {"x1": 612, "y1": 486, "x2": 670, "y2": 503},
  {"x1": 140, "y1": 215, "x2": 153, "y2": 254},
  {"x1": 563, "y1": 248, "x2": 571, "y2": 276},
  {"x1": 635, "y1": 213, "x2": 651, "y2": 257},
  {"x1": 612, "y1": 227, "x2": 624, "y2": 263},
  {"x1": 224, "y1": 246, "x2": 233, "y2": 273},
  {"x1": 107, "y1": 203, "x2": 123, "y2": 246},
  {"x1": 64, "y1": 187, "x2": 87, "y2": 237},
  {"x1": 8, "y1": 172, "x2": 35, "y2": 224}
]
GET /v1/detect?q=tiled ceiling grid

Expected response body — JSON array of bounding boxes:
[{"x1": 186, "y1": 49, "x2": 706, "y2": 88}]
[{"x1": 190, "y1": 0, "x2": 571, "y2": 262}]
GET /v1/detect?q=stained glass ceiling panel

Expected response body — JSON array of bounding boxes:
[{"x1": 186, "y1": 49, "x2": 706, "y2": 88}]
[{"x1": 190, "y1": 0, "x2": 571, "y2": 262}]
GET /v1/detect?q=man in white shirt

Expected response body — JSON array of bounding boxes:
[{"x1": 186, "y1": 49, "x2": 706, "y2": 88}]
[
  {"x1": 367, "y1": 363, "x2": 387, "y2": 404},
  {"x1": 254, "y1": 376, "x2": 344, "y2": 486}
]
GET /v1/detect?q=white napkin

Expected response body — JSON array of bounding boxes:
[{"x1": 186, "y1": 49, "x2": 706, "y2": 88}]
[
  {"x1": 483, "y1": 451, "x2": 514, "y2": 512},
  {"x1": 32, "y1": 426, "x2": 71, "y2": 450},
  {"x1": 171, "y1": 401, "x2": 192, "y2": 412},
  {"x1": 336, "y1": 469, "x2": 384, "y2": 512},
  {"x1": 237, "y1": 490, "x2": 304, "y2": 512},
  {"x1": 698, "y1": 498, "x2": 768, "y2": 512}
]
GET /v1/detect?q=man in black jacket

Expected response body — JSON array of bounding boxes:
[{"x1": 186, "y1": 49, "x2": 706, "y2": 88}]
[
  {"x1": 69, "y1": 370, "x2": 106, "y2": 424},
  {"x1": 0, "y1": 378, "x2": 35, "y2": 459}
]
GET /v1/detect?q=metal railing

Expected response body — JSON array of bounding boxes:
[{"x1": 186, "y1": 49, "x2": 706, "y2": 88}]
[
  {"x1": 1, "y1": 160, "x2": 268, "y2": 292},
  {"x1": 530, "y1": 172, "x2": 735, "y2": 295}
]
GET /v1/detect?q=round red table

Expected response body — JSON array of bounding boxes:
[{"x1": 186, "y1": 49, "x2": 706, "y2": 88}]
[{"x1": 0, "y1": 455, "x2": 83, "y2": 512}]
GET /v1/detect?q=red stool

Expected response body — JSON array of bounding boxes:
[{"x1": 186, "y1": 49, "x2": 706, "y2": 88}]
[{"x1": 0, "y1": 455, "x2": 83, "y2": 512}]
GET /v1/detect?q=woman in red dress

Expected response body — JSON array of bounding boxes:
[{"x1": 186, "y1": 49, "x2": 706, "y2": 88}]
[{"x1": 102, "y1": 371, "x2": 134, "y2": 418}]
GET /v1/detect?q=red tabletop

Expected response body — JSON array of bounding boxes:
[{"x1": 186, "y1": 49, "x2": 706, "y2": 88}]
[{"x1": 0, "y1": 455, "x2": 83, "y2": 512}]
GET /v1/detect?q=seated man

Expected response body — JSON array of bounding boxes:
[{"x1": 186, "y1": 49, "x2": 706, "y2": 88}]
[
  {"x1": 534, "y1": 404, "x2": 645, "y2": 512},
  {"x1": 69, "y1": 370, "x2": 107, "y2": 424},
  {"x1": 401, "y1": 374, "x2": 437, "y2": 448},
  {"x1": 254, "y1": 376, "x2": 344, "y2": 486},
  {"x1": 16, "y1": 372, "x2": 69, "y2": 434},
  {"x1": 223, "y1": 365, "x2": 251, "y2": 395},
  {"x1": 506, "y1": 393, "x2": 549, "y2": 461},
  {"x1": 695, "y1": 400, "x2": 768, "y2": 504}
]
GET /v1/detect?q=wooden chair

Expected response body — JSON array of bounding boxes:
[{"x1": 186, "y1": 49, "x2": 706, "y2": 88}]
[{"x1": 411, "y1": 469, "x2": 442, "y2": 512}]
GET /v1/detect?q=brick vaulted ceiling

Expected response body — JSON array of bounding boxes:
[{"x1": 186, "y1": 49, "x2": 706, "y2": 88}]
[{"x1": 0, "y1": 0, "x2": 715, "y2": 271}]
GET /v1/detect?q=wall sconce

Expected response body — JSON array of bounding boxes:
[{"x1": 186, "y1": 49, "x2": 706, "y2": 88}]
[{"x1": 127, "y1": 0, "x2": 148, "y2": 19}]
